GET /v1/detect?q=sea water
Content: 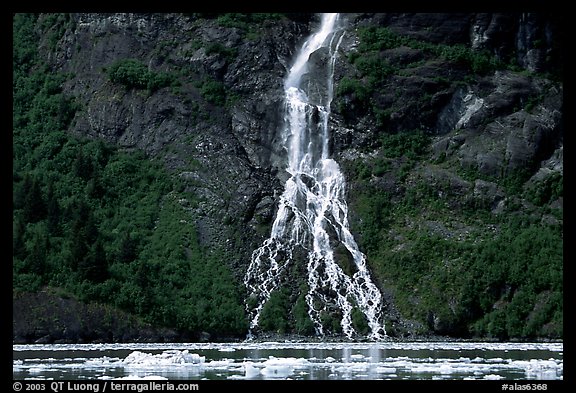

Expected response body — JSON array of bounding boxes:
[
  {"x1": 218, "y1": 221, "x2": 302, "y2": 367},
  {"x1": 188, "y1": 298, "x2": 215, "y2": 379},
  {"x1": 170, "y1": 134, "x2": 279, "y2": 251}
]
[{"x1": 13, "y1": 341, "x2": 563, "y2": 381}]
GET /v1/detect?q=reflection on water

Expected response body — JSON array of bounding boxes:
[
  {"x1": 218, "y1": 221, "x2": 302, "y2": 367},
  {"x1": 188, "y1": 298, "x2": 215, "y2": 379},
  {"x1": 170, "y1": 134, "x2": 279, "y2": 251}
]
[{"x1": 13, "y1": 341, "x2": 563, "y2": 381}]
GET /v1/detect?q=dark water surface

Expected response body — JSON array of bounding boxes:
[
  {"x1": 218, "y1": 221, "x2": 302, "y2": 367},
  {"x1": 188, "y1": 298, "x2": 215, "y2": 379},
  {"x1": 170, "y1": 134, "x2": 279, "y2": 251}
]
[{"x1": 13, "y1": 341, "x2": 563, "y2": 381}]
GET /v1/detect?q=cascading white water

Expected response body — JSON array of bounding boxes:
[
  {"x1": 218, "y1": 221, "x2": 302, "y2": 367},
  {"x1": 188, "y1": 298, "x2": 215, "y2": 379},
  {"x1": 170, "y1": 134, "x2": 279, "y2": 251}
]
[{"x1": 244, "y1": 13, "x2": 386, "y2": 340}]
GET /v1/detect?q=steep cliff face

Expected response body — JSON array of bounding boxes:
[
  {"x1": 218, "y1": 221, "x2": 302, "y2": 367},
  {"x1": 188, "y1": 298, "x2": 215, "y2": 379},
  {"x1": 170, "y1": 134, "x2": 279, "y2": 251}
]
[
  {"x1": 329, "y1": 13, "x2": 563, "y2": 338},
  {"x1": 47, "y1": 14, "x2": 302, "y2": 268},
  {"x1": 14, "y1": 12, "x2": 563, "y2": 341},
  {"x1": 45, "y1": 10, "x2": 563, "y2": 263}
]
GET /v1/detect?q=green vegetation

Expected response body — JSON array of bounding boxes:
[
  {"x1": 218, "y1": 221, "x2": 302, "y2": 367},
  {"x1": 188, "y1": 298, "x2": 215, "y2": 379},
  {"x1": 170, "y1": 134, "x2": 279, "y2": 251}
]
[
  {"x1": 13, "y1": 13, "x2": 247, "y2": 339},
  {"x1": 258, "y1": 287, "x2": 291, "y2": 334},
  {"x1": 107, "y1": 58, "x2": 180, "y2": 92},
  {"x1": 39, "y1": 13, "x2": 73, "y2": 52},
  {"x1": 197, "y1": 78, "x2": 227, "y2": 106},
  {"x1": 205, "y1": 42, "x2": 238, "y2": 61},
  {"x1": 346, "y1": 156, "x2": 563, "y2": 339},
  {"x1": 380, "y1": 130, "x2": 431, "y2": 159},
  {"x1": 336, "y1": 26, "x2": 503, "y2": 128},
  {"x1": 188, "y1": 13, "x2": 286, "y2": 40},
  {"x1": 104, "y1": 46, "x2": 233, "y2": 108},
  {"x1": 355, "y1": 26, "x2": 502, "y2": 75},
  {"x1": 13, "y1": 13, "x2": 562, "y2": 341},
  {"x1": 525, "y1": 172, "x2": 563, "y2": 206},
  {"x1": 256, "y1": 283, "x2": 318, "y2": 336},
  {"x1": 338, "y1": 24, "x2": 561, "y2": 339},
  {"x1": 214, "y1": 13, "x2": 285, "y2": 40}
]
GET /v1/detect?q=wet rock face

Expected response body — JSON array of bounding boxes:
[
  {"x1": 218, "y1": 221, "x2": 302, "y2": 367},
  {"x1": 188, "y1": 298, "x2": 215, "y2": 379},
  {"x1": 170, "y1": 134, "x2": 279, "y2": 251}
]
[
  {"x1": 41, "y1": 12, "x2": 562, "y2": 316},
  {"x1": 357, "y1": 13, "x2": 474, "y2": 45},
  {"x1": 471, "y1": 13, "x2": 563, "y2": 74},
  {"x1": 50, "y1": 13, "x2": 308, "y2": 268},
  {"x1": 432, "y1": 71, "x2": 562, "y2": 176},
  {"x1": 330, "y1": 13, "x2": 562, "y2": 178}
]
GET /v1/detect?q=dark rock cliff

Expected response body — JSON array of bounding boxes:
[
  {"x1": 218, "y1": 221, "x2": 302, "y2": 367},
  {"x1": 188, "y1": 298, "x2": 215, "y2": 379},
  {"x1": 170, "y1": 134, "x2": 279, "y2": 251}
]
[
  {"x1": 35, "y1": 14, "x2": 298, "y2": 290},
  {"x1": 47, "y1": 10, "x2": 563, "y2": 262},
  {"x1": 14, "y1": 12, "x2": 563, "y2": 341}
]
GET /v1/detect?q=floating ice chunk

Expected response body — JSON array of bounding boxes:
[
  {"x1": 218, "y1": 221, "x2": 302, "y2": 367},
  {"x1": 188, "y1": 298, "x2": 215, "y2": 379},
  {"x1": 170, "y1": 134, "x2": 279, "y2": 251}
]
[
  {"x1": 375, "y1": 366, "x2": 396, "y2": 374},
  {"x1": 484, "y1": 374, "x2": 504, "y2": 380},
  {"x1": 243, "y1": 361, "x2": 260, "y2": 379},
  {"x1": 439, "y1": 363, "x2": 454, "y2": 374},
  {"x1": 540, "y1": 359, "x2": 559, "y2": 368},
  {"x1": 114, "y1": 375, "x2": 168, "y2": 380},
  {"x1": 206, "y1": 359, "x2": 235, "y2": 371},
  {"x1": 264, "y1": 357, "x2": 310, "y2": 367},
  {"x1": 522, "y1": 358, "x2": 562, "y2": 379},
  {"x1": 410, "y1": 365, "x2": 432, "y2": 373},
  {"x1": 350, "y1": 363, "x2": 369, "y2": 372},
  {"x1": 261, "y1": 364, "x2": 292, "y2": 379},
  {"x1": 260, "y1": 357, "x2": 310, "y2": 379},
  {"x1": 123, "y1": 350, "x2": 205, "y2": 366}
]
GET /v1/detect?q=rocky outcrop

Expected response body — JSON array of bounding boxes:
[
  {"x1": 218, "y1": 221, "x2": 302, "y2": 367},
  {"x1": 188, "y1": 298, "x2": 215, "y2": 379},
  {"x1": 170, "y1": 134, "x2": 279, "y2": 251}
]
[
  {"x1": 13, "y1": 289, "x2": 183, "y2": 344},
  {"x1": 45, "y1": 13, "x2": 314, "y2": 278},
  {"x1": 433, "y1": 71, "x2": 562, "y2": 176},
  {"x1": 25, "y1": 12, "x2": 563, "y2": 339},
  {"x1": 44, "y1": 12, "x2": 562, "y2": 250}
]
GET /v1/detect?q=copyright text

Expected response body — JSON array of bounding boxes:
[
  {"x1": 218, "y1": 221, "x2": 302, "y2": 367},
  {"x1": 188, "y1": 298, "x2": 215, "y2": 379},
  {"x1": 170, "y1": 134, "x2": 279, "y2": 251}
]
[{"x1": 12, "y1": 382, "x2": 199, "y2": 393}]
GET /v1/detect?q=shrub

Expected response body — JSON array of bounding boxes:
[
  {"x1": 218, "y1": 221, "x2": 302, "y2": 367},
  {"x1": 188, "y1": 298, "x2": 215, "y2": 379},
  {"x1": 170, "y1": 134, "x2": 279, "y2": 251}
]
[
  {"x1": 107, "y1": 59, "x2": 178, "y2": 92},
  {"x1": 199, "y1": 79, "x2": 227, "y2": 106},
  {"x1": 380, "y1": 130, "x2": 431, "y2": 159}
]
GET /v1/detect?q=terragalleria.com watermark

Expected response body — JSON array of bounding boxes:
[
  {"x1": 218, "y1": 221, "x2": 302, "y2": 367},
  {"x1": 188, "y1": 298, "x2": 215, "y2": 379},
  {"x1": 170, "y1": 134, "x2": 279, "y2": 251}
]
[{"x1": 13, "y1": 381, "x2": 200, "y2": 393}]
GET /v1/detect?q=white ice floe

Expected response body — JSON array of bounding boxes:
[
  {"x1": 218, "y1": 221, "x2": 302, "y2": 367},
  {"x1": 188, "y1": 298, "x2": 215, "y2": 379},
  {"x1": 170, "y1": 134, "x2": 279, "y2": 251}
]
[
  {"x1": 260, "y1": 357, "x2": 310, "y2": 379},
  {"x1": 123, "y1": 350, "x2": 205, "y2": 366},
  {"x1": 13, "y1": 341, "x2": 564, "y2": 354},
  {"x1": 512, "y1": 358, "x2": 562, "y2": 379},
  {"x1": 205, "y1": 359, "x2": 235, "y2": 371},
  {"x1": 13, "y1": 341, "x2": 564, "y2": 381},
  {"x1": 28, "y1": 367, "x2": 47, "y2": 374},
  {"x1": 244, "y1": 361, "x2": 260, "y2": 379},
  {"x1": 484, "y1": 374, "x2": 504, "y2": 380}
]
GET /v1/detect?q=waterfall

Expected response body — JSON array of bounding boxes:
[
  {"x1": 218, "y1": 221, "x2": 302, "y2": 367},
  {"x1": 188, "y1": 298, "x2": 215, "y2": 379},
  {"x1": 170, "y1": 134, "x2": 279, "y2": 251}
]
[{"x1": 244, "y1": 13, "x2": 386, "y2": 340}]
